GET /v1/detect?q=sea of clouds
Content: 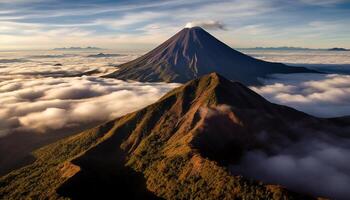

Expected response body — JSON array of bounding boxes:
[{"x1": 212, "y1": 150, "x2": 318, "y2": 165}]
[
  {"x1": 0, "y1": 50, "x2": 140, "y2": 81},
  {"x1": 1, "y1": 49, "x2": 350, "y2": 137},
  {"x1": 251, "y1": 73, "x2": 350, "y2": 117},
  {"x1": 0, "y1": 51, "x2": 179, "y2": 137},
  {"x1": 0, "y1": 49, "x2": 350, "y2": 199},
  {"x1": 231, "y1": 134, "x2": 350, "y2": 200},
  {"x1": 239, "y1": 50, "x2": 350, "y2": 200},
  {"x1": 244, "y1": 49, "x2": 350, "y2": 118}
]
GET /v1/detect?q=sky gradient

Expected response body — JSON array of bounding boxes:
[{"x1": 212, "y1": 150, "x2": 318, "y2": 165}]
[{"x1": 0, "y1": 0, "x2": 350, "y2": 50}]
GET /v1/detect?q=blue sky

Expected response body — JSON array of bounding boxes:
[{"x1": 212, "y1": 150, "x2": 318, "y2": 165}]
[{"x1": 0, "y1": 0, "x2": 349, "y2": 50}]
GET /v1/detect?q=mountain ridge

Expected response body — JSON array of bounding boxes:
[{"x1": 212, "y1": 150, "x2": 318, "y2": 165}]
[
  {"x1": 2, "y1": 73, "x2": 348, "y2": 199},
  {"x1": 58, "y1": 72, "x2": 316, "y2": 199}
]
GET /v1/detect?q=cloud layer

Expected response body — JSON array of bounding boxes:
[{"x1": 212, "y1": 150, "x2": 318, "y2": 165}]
[
  {"x1": 0, "y1": 76, "x2": 179, "y2": 137},
  {"x1": 0, "y1": 52, "x2": 179, "y2": 137},
  {"x1": 251, "y1": 73, "x2": 350, "y2": 117},
  {"x1": 0, "y1": 51, "x2": 140, "y2": 81},
  {"x1": 231, "y1": 135, "x2": 350, "y2": 200}
]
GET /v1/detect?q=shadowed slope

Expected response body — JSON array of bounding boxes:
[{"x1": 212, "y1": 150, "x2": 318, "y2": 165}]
[{"x1": 105, "y1": 27, "x2": 316, "y2": 85}]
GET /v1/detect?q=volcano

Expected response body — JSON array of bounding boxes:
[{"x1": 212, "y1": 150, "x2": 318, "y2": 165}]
[
  {"x1": 105, "y1": 27, "x2": 316, "y2": 85},
  {"x1": 3, "y1": 73, "x2": 349, "y2": 199}
]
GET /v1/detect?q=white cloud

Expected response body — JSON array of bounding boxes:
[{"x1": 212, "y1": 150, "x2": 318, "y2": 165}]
[
  {"x1": 0, "y1": 76, "x2": 179, "y2": 136},
  {"x1": 0, "y1": 0, "x2": 349, "y2": 50},
  {"x1": 0, "y1": 52, "x2": 179, "y2": 137},
  {"x1": 0, "y1": 0, "x2": 281, "y2": 50},
  {"x1": 252, "y1": 73, "x2": 350, "y2": 117},
  {"x1": 19, "y1": 108, "x2": 68, "y2": 132},
  {"x1": 231, "y1": 136, "x2": 350, "y2": 200},
  {"x1": 95, "y1": 12, "x2": 165, "y2": 29}
]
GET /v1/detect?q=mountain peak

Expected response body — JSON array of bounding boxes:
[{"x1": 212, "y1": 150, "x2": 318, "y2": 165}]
[
  {"x1": 183, "y1": 26, "x2": 205, "y2": 31},
  {"x1": 180, "y1": 26, "x2": 208, "y2": 36},
  {"x1": 161, "y1": 72, "x2": 290, "y2": 113},
  {"x1": 105, "y1": 27, "x2": 316, "y2": 85},
  {"x1": 204, "y1": 71, "x2": 221, "y2": 80}
]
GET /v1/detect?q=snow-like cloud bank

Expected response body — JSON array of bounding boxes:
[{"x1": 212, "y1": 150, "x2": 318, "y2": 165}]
[
  {"x1": 0, "y1": 51, "x2": 178, "y2": 137},
  {"x1": 251, "y1": 73, "x2": 350, "y2": 117},
  {"x1": 231, "y1": 135, "x2": 350, "y2": 200},
  {"x1": 0, "y1": 76, "x2": 179, "y2": 137}
]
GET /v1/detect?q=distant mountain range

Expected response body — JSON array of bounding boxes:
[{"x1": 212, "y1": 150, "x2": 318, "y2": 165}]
[
  {"x1": 2, "y1": 73, "x2": 349, "y2": 199},
  {"x1": 53, "y1": 46, "x2": 103, "y2": 51},
  {"x1": 105, "y1": 27, "x2": 316, "y2": 85}
]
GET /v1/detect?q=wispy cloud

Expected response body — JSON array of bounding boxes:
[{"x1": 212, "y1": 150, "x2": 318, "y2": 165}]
[
  {"x1": 0, "y1": 0, "x2": 349, "y2": 49},
  {"x1": 95, "y1": 12, "x2": 165, "y2": 29},
  {"x1": 299, "y1": 0, "x2": 346, "y2": 6}
]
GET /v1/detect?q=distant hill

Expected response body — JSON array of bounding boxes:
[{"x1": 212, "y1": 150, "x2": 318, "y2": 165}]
[
  {"x1": 53, "y1": 46, "x2": 103, "y2": 51},
  {"x1": 87, "y1": 53, "x2": 123, "y2": 58},
  {"x1": 2, "y1": 73, "x2": 348, "y2": 199},
  {"x1": 328, "y1": 48, "x2": 349, "y2": 51},
  {"x1": 105, "y1": 27, "x2": 316, "y2": 85}
]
